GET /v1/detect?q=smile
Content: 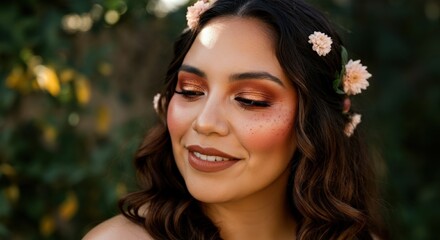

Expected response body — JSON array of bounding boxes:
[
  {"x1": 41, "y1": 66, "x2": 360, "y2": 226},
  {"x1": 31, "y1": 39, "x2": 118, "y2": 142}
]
[
  {"x1": 193, "y1": 151, "x2": 231, "y2": 162},
  {"x1": 186, "y1": 145, "x2": 240, "y2": 172}
]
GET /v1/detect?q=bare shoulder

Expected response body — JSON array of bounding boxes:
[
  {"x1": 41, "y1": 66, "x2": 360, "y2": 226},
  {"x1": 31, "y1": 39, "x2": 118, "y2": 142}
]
[{"x1": 83, "y1": 215, "x2": 153, "y2": 240}]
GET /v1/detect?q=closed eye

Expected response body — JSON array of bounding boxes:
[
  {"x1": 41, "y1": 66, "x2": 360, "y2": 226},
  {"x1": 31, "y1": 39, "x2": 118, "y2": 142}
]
[
  {"x1": 175, "y1": 90, "x2": 204, "y2": 99},
  {"x1": 235, "y1": 97, "x2": 271, "y2": 108}
]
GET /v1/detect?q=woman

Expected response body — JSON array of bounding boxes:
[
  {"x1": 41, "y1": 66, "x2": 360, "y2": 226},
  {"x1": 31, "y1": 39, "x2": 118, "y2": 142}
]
[{"x1": 85, "y1": 0, "x2": 385, "y2": 239}]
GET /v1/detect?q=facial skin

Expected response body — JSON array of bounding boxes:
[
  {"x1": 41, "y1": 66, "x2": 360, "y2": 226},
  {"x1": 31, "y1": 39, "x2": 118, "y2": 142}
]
[{"x1": 167, "y1": 17, "x2": 298, "y2": 207}]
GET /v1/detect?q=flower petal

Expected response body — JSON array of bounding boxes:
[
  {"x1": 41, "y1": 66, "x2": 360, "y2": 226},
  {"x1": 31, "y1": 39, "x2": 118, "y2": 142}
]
[
  {"x1": 344, "y1": 113, "x2": 362, "y2": 137},
  {"x1": 186, "y1": 1, "x2": 211, "y2": 30},
  {"x1": 342, "y1": 59, "x2": 372, "y2": 95},
  {"x1": 308, "y1": 31, "x2": 333, "y2": 56}
]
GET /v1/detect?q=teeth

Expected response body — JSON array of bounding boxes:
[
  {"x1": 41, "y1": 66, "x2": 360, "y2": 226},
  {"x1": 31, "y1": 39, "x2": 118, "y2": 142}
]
[{"x1": 193, "y1": 151, "x2": 231, "y2": 162}]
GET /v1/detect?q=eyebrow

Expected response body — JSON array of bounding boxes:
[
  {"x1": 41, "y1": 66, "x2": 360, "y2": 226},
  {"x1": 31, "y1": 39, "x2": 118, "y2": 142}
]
[
  {"x1": 179, "y1": 64, "x2": 284, "y2": 87},
  {"x1": 230, "y1": 72, "x2": 284, "y2": 87},
  {"x1": 179, "y1": 65, "x2": 207, "y2": 78}
]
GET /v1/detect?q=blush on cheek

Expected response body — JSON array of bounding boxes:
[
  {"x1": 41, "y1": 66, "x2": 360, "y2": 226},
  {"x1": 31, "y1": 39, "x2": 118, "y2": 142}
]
[
  {"x1": 243, "y1": 109, "x2": 295, "y2": 150},
  {"x1": 167, "y1": 97, "x2": 183, "y2": 136}
]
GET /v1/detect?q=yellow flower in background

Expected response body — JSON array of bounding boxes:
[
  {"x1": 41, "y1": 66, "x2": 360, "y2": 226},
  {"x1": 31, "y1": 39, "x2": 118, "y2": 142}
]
[
  {"x1": 4, "y1": 184, "x2": 20, "y2": 203},
  {"x1": 34, "y1": 65, "x2": 61, "y2": 96},
  {"x1": 5, "y1": 66, "x2": 34, "y2": 94},
  {"x1": 6, "y1": 67, "x2": 25, "y2": 89},
  {"x1": 96, "y1": 105, "x2": 110, "y2": 135},
  {"x1": 75, "y1": 76, "x2": 91, "y2": 105},
  {"x1": 60, "y1": 68, "x2": 75, "y2": 83},
  {"x1": 42, "y1": 125, "x2": 58, "y2": 146},
  {"x1": 40, "y1": 215, "x2": 55, "y2": 237},
  {"x1": 58, "y1": 191, "x2": 78, "y2": 221},
  {"x1": 0, "y1": 163, "x2": 16, "y2": 177},
  {"x1": 98, "y1": 62, "x2": 112, "y2": 76}
]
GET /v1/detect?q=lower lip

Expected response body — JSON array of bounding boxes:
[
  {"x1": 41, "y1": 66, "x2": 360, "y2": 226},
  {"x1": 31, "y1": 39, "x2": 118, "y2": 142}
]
[{"x1": 188, "y1": 151, "x2": 239, "y2": 173}]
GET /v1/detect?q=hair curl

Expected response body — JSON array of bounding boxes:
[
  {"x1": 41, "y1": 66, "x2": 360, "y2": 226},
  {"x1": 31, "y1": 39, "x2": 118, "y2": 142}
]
[{"x1": 119, "y1": 0, "x2": 386, "y2": 239}]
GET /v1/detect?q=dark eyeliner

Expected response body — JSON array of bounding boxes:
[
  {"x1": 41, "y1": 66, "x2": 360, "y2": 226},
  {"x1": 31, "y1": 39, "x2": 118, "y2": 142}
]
[
  {"x1": 174, "y1": 90, "x2": 203, "y2": 96},
  {"x1": 235, "y1": 97, "x2": 271, "y2": 107},
  {"x1": 174, "y1": 89, "x2": 204, "y2": 101}
]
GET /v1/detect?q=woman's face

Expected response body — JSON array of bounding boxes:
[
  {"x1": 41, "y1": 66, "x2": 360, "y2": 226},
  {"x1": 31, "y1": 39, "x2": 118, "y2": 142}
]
[{"x1": 167, "y1": 17, "x2": 298, "y2": 204}]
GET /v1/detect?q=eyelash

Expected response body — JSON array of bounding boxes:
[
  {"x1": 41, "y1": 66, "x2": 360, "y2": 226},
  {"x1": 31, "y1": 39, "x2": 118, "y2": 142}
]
[
  {"x1": 234, "y1": 97, "x2": 271, "y2": 108},
  {"x1": 175, "y1": 89, "x2": 272, "y2": 109},
  {"x1": 174, "y1": 89, "x2": 204, "y2": 99}
]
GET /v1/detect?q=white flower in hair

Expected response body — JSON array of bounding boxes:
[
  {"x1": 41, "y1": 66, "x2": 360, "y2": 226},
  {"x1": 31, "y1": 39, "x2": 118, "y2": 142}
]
[
  {"x1": 153, "y1": 93, "x2": 161, "y2": 113},
  {"x1": 344, "y1": 113, "x2": 361, "y2": 137},
  {"x1": 343, "y1": 59, "x2": 372, "y2": 95},
  {"x1": 308, "y1": 31, "x2": 333, "y2": 56},
  {"x1": 186, "y1": 0, "x2": 211, "y2": 30}
]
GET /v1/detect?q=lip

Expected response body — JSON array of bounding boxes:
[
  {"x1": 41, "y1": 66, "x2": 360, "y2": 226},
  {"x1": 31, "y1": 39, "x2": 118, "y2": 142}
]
[
  {"x1": 186, "y1": 145, "x2": 240, "y2": 172},
  {"x1": 186, "y1": 145, "x2": 240, "y2": 160}
]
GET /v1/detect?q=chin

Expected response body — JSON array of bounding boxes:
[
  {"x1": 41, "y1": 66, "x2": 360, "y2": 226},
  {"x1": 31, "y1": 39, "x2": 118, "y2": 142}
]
[{"x1": 186, "y1": 183, "x2": 237, "y2": 204}]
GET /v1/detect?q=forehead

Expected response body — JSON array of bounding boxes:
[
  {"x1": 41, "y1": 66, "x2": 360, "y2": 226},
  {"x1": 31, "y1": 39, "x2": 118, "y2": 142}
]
[
  {"x1": 182, "y1": 17, "x2": 286, "y2": 82},
  {"x1": 197, "y1": 17, "x2": 275, "y2": 50}
]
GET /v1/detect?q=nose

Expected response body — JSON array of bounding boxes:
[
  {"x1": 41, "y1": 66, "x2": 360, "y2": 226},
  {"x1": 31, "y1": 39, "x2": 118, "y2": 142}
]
[{"x1": 192, "y1": 96, "x2": 229, "y2": 136}]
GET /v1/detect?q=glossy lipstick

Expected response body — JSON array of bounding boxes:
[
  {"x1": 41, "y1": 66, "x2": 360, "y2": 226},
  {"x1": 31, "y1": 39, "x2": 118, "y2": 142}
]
[{"x1": 187, "y1": 145, "x2": 240, "y2": 172}]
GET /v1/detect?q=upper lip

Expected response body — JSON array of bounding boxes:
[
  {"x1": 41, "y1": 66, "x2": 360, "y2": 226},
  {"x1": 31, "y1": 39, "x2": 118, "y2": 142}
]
[{"x1": 186, "y1": 145, "x2": 240, "y2": 160}]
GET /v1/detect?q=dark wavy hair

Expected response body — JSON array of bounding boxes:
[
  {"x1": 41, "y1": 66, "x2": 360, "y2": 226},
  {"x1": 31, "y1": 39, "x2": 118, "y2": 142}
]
[{"x1": 119, "y1": 0, "x2": 386, "y2": 239}]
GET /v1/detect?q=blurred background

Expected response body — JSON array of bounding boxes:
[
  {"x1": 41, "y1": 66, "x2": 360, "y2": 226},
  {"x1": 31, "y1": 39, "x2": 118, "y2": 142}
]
[{"x1": 0, "y1": 0, "x2": 438, "y2": 239}]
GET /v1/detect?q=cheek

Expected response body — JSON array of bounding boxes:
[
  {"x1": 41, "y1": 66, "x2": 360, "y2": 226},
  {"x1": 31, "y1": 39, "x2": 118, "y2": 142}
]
[
  {"x1": 167, "y1": 97, "x2": 190, "y2": 141},
  {"x1": 239, "y1": 107, "x2": 296, "y2": 152}
]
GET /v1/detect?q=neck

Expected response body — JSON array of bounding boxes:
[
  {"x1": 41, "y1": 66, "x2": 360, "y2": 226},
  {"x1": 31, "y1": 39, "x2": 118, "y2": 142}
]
[{"x1": 203, "y1": 172, "x2": 296, "y2": 240}]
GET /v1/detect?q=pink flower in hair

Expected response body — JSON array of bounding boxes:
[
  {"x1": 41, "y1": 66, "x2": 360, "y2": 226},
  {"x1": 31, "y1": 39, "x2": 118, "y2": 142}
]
[
  {"x1": 153, "y1": 93, "x2": 161, "y2": 113},
  {"x1": 344, "y1": 113, "x2": 361, "y2": 137},
  {"x1": 186, "y1": 0, "x2": 211, "y2": 30},
  {"x1": 308, "y1": 31, "x2": 333, "y2": 56},
  {"x1": 343, "y1": 60, "x2": 371, "y2": 95}
]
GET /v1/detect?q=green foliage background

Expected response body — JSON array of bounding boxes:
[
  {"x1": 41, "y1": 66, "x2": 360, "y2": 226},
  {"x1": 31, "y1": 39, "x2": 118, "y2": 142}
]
[{"x1": 0, "y1": 0, "x2": 438, "y2": 239}]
